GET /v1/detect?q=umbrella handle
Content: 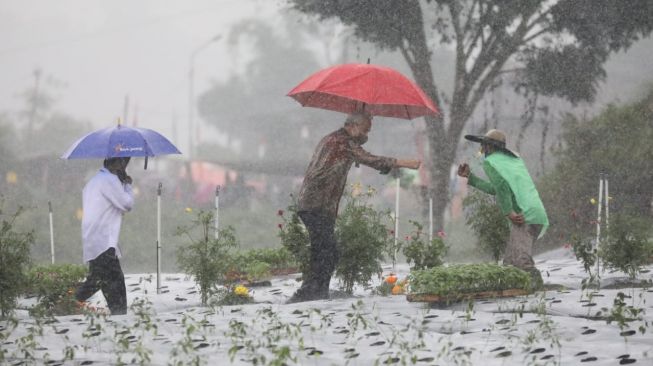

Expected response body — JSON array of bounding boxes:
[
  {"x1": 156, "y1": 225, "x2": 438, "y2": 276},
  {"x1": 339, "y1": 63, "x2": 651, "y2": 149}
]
[{"x1": 144, "y1": 156, "x2": 148, "y2": 170}]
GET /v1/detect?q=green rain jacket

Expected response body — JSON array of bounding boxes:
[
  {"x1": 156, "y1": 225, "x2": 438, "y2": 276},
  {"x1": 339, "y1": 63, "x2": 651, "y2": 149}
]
[{"x1": 467, "y1": 151, "x2": 549, "y2": 238}]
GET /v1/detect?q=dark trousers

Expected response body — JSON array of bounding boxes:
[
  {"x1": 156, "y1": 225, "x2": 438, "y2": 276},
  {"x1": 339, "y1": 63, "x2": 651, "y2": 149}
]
[
  {"x1": 295, "y1": 211, "x2": 338, "y2": 300},
  {"x1": 75, "y1": 247, "x2": 127, "y2": 314}
]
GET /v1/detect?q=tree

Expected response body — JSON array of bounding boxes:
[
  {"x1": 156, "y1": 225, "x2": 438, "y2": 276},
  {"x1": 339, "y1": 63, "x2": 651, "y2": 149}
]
[{"x1": 288, "y1": 0, "x2": 653, "y2": 229}]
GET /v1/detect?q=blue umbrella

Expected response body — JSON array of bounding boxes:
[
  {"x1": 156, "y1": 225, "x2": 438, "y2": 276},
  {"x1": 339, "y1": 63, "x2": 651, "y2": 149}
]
[{"x1": 61, "y1": 124, "x2": 181, "y2": 168}]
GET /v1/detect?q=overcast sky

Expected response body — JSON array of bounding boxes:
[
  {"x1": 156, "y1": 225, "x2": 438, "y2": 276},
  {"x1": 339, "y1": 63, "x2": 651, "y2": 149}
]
[
  {"x1": 2, "y1": 0, "x2": 652, "y2": 156},
  {"x1": 0, "y1": 0, "x2": 286, "y2": 153}
]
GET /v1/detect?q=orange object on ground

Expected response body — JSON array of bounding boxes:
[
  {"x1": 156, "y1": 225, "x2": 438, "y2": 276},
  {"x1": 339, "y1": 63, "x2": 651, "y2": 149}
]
[{"x1": 385, "y1": 274, "x2": 398, "y2": 285}]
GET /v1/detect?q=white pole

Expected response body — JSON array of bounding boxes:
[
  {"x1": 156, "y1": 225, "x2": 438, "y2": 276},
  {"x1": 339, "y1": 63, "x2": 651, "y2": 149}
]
[
  {"x1": 595, "y1": 174, "x2": 603, "y2": 277},
  {"x1": 48, "y1": 201, "x2": 55, "y2": 264},
  {"x1": 429, "y1": 197, "x2": 433, "y2": 243},
  {"x1": 393, "y1": 177, "x2": 400, "y2": 270},
  {"x1": 604, "y1": 175, "x2": 609, "y2": 234},
  {"x1": 156, "y1": 182, "x2": 162, "y2": 294},
  {"x1": 215, "y1": 185, "x2": 220, "y2": 240}
]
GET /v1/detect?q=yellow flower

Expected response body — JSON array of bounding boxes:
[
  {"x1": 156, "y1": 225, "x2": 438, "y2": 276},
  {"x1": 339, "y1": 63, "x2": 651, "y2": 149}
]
[
  {"x1": 185, "y1": 207, "x2": 193, "y2": 213},
  {"x1": 5, "y1": 171, "x2": 17, "y2": 184},
  {"x1": 351, "y1": 182, "x2": 363, "y2": 197},
  {"x1": 234, "y1": 285, "x2": 249, "y2": 297},
  {"x1": 590, "y1": 198, "x2": 597, "y2": 205}
]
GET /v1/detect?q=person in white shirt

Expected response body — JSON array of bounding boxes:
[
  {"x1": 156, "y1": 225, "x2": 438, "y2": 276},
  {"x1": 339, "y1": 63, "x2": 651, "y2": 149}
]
[{"x1": 75, "y1": 157, "x2": 133, "y2": 315}]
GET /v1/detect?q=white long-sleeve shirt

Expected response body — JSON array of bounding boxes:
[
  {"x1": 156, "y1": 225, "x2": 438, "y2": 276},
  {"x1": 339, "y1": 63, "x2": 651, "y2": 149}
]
[{"x1": 81, "y1": 168, "x2": 134, "y2": 262}]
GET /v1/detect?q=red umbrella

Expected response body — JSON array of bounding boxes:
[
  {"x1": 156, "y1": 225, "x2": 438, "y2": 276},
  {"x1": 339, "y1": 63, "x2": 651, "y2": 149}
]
[{"x1": 287, "y1": 63, "x2": 438, "y2": 119}]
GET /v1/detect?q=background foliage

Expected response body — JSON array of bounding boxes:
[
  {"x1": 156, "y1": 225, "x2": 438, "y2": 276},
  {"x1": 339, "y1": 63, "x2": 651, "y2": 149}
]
[
  {"x1": 26, "y1": 263, "x2": 87, "y2": 316},
  {"x1": 538, "y1": 89, "x2": 653, "y2": 250},
  {"x1": 0, "y1": 205, "x2": 34, "y2": 318},
  {"x1": 600, "y1": 214, "x2": 653, "y2": 280}
]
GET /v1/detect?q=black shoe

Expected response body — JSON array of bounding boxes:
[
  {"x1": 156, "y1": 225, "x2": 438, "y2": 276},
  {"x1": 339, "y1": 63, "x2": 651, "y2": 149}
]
[{"x1": 110, "y1": 308, "x2": 127, "y2": 315}]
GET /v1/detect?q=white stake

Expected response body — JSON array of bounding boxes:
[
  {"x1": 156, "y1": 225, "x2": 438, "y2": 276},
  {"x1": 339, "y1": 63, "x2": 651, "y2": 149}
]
[
  {"x1": 595, "y1": 174, "x2": 604, "y2": 277},
  {"x1": 429, "y1": 197, "x2": 433, "y2": 242},
  {"x1": 393, "y1": 176, "x2": 400, "y2": 270},
  {"x1": 156, "y1": 182, "x2": 162, "y2": 294},
  {"x1": 215, "y1": 185, "x2": 220, "y2": 240},
  {"x1": 604, "y1": 175, "x2": 609, "y2": 235},
  {"x1": 48, "y1": 201, "x2": 55, "y2": 264}
]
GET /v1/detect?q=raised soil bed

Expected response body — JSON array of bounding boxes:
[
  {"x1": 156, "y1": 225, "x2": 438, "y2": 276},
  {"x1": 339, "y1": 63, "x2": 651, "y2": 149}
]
[{"x1": 406, "y1": 288, "x2": 530, "y2": 304}]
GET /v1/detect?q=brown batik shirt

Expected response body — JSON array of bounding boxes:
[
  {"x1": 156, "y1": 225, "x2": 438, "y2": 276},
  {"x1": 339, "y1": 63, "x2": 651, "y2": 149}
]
[{"x1": 297, "y1": 128, "x2": 397, "y2": 218}]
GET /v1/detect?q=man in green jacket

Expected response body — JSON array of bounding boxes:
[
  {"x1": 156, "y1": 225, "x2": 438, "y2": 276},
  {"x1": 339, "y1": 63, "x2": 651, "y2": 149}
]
[{"x1": 457, "y1": 129, "x2": 548, "y2": 288}]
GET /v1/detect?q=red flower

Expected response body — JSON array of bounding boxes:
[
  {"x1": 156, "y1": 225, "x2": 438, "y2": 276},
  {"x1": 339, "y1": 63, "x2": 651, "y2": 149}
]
[
  {"x1": 563, "y1": 243, "x2": 572, "y2": 250},
  {"x1": 277, "y1": 209, "x2": 284, "y2": 216},
  {"x1": 277, "y1": 223, "x2": 283, "y2": 229},
  {"x1": 437, "y1": 230, "x2": 446, "y2": 238}
]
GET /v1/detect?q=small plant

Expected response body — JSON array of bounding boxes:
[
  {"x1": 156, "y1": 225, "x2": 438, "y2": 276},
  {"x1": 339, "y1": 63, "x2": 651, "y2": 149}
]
[
  {"x1": 169, "y1": 313, "x2": 206, "y2": 366},
  {"x1": 565, "y1": 207, "x2": 599, "y2": 283},
  {"x1": 4, "y1": 314, "x2": 46, "y2": 363},
  {"x1": 225, "y1": 307, "x2": 303, "y2": 365},
  {"x1": 402, "y1": 220, "x2": 448, "y2": 270},
  {"x1": 335, "y1": 186, "x2": 391, "y2": 293},
  {"x1": 571, "y1": 235, "x2": 597, "y2": 277},
  {"x1": 26, "y1": 264, "x2": 87, "y2": 316},
  {"x1": 228, "y1": 246, "x2": 299, "y2": 282},
  {"x1": 277, "y1": 196, "x2": 310, "y2": 277},
  {"x1": 176, "y1": 210, "x2": 238, "y2": 305},
  {"x1": 599, "y1": 214, "x2": 653, "y2": 279},
  {"x1": 601, "y1": 290, "x2": 650, "y2": 341},
  {"x1": 242, "y1": 260, "x2": 271, "y2": 283},
  {"x1": 211, "y1": 285, "x2": 254, "y2": 306},
  {"x1": 236, "y1": 247, "x2": 298, "y2": 274},
  {"x1": 0, "y1": 205, "x2": 34, "y2": 318},
  {"x1": 385, "y1": 224, "x2": 401, "y2": 269},
  {"x1": 520, "y1": 295, "x2": 562, "y2": 366},
  {"x1": 113, "y1": 297, "x2": 157, "y2": 365},
  {"x1": 463, "y1": 190, "x2": 509, "y2": 262}
]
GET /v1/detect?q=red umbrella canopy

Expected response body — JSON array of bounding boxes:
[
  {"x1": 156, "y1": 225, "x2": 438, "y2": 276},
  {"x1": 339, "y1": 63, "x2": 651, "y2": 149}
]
[{"x1": 287, "y1": 63, "x2": 438, "y2": 120}]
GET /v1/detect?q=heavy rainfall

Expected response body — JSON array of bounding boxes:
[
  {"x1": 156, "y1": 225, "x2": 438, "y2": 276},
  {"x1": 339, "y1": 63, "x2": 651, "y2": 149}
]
[{"x1": 1, "y1": 1, "x2": 653, "y2": 365}]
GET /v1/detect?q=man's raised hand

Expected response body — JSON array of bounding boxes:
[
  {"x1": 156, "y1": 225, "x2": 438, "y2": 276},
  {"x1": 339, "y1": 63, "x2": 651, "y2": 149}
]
[{"x1": 457, "y1": 163, "x2": 470, "y2": 178}]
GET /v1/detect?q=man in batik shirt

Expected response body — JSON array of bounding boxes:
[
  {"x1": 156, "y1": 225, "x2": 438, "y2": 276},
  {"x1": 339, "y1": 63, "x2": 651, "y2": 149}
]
[{"x1": 289, "y1": 112, "x2": 421, "y2": 302}]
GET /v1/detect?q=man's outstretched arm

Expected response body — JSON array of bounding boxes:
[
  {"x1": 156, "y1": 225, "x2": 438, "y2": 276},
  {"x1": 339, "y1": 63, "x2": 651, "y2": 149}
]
[{"x1": 349, "y1": 143, "x2": 420, "y2": 173}]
